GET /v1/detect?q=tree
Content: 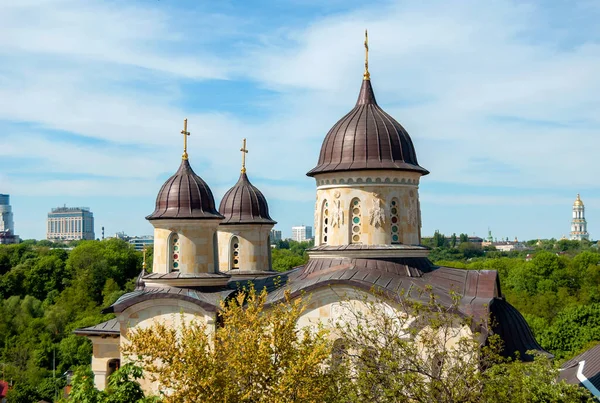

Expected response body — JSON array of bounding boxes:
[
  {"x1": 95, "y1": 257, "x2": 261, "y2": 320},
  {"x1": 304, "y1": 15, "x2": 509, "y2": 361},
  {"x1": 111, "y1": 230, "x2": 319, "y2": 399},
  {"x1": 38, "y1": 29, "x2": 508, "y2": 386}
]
[
  {"x1": 123, "y1": 286, "x2": 341, "y2": 402},
  {"x1": 333, "y1": 288, "x2": 592, "y2": 402},
  {"x1": 62, "y1": 364, "x2": 158, "y2": 403},
  {"x1": 432, "y1": 230, "x2": 446, "y2": 248},
  {"x1": 450, "y1": 233, "x2": 457, "y2": 248},
  {"x1": 123, "y1": 285, "x2": 591, "y2": 402}
]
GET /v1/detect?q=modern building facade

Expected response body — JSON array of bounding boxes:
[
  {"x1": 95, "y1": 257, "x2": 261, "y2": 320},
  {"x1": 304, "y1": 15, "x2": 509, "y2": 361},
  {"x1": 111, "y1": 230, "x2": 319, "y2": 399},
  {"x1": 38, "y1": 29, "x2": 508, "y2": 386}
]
[
  {"x1": 0, "y1": 194, "x2": 19, "y2": 244},
  {"x1": 128, "y1": 236, "x2": 154, "y2": 251},
  {"x1": 291, "y1": 225, "x2": 312, "y2": 242},
  {"x1": 47, "y1": 206, "x2": 95, "y2": 241},
  {"x1": 270, "y1": 229, "x2": 282, "y2": 243},
  {"x1": 570, "y1": 194, "x2": 589, "y2": 241}
]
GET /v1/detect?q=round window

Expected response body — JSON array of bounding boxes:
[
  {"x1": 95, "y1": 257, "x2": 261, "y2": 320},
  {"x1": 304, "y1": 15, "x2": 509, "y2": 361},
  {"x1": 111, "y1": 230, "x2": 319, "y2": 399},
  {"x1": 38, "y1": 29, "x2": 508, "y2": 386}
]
[{"x1": 352, "y1": 235, "x2": 360, "y2": 242}]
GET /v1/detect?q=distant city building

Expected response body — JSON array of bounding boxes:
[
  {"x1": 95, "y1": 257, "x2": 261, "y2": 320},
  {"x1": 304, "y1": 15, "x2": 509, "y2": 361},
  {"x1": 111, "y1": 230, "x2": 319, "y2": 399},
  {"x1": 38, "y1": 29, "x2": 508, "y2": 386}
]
[
  {"x1": 47, "y1": 206, "x2": 94, "y2": 241},
  {"x1": 291, "y1": 225, "x2": 312, "y2": 242},
  {"x1": 270, "y1": 229, "x2": 282, "y2": 243},
  {"x1": 570, "y1": 194, "x2": 589, "y2": 241},
  {"x1": 128, "y1": 236, "x2": 154, "y2": 251},
  {"x1": 483, "y1": 237, "x2": 529, "y2": 252},
  {"x1": 0, "y1": 194, "x2": 19, "y2": 244}
]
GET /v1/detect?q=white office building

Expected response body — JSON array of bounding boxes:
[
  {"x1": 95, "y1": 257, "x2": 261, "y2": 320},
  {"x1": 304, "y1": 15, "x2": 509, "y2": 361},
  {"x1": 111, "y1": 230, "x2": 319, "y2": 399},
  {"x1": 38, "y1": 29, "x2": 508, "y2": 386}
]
[{"x1": 291, "y1": 225, "x2": 313, "y2": 242}]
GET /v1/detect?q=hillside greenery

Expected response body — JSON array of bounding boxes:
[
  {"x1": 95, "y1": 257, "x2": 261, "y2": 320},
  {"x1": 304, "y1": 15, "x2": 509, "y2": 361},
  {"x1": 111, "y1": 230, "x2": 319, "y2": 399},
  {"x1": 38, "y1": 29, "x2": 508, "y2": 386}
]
[{"x1": 0, "y1": 235, "x2": 598, "y2": 400}]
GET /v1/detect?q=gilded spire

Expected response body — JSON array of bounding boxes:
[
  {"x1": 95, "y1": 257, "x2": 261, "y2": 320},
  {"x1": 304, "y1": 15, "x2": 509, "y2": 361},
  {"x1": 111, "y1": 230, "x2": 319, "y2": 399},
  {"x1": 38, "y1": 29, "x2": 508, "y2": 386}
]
[
  {"x1": 240, "y1": 138, "x2": 248, "y2": 173},
  {"x1": 181, "y1": 118, "x2": 190, "y2": 160},
  {"x1": 363, "y1": 29, "x2": 370, "y2": 81},
  {"x1": 142, "y1": 246, "x2": 147, "y2": 270},
  {"x1": 574, "y1": 193, "x2": 584, "y2": 207}
]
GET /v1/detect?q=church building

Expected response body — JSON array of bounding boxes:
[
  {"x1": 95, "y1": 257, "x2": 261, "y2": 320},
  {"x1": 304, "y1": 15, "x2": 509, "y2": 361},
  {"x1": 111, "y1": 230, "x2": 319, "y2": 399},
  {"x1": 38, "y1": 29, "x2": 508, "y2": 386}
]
[{"x1": 75, "y1": 33, "x2": 545, "y2": 392}]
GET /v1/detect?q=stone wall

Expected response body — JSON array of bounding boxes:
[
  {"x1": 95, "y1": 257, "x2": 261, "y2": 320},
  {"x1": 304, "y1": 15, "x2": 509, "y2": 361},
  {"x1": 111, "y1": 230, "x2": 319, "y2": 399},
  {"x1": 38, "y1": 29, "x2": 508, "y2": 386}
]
[{"x1": 217, "y1": 224, "x2": 273, "y2": 272}]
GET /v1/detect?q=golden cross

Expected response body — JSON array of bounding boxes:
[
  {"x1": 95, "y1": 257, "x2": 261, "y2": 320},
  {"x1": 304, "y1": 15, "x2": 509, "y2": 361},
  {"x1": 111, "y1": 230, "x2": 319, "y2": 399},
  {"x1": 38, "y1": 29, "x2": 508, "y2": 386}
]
[
  {"x1": 363, "y1": 29, "x2": 370, "y2": 81},
  {"x1": 181, "y1": 118, "x2": 190, "y2": 160},
  {"x1": 240, "y1": 138, "x2": 248, "y2": 173}
]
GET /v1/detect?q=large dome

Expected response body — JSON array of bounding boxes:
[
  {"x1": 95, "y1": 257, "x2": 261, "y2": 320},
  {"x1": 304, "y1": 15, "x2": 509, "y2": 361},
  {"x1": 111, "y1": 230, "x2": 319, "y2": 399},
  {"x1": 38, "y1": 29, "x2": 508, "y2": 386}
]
[
  {"x1": 307, "y1": 79, "x2": 428, "y2": 177},
  {"x1": 147, "y1": 159, "x2": 223, "y2": 220},
  {"x1": 219, "y1": 172, "x2": 276, "y2": 225}
]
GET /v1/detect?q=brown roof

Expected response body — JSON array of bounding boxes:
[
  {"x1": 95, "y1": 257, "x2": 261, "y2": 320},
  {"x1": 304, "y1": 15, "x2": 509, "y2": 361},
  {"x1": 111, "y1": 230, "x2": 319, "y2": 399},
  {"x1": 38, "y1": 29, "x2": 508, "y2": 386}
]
[
  {"x1": 73, "y1": 318, "x2": 120, "y2": 336},
  {"x1": 219, "y1": 172, "x2": 276, "y2": 225},
  {"x1": 147, "y1": 159, "x2": 223, "y2": 220},
  {"x1": 98, "y1": 256, "x2": 546, "y2": 361},
  {"x1": 307, "y1": 79, "x2": 429, "y2": 177},
  {"x1": 560, "y1": 343, "x2": 600, "y2": 394}
]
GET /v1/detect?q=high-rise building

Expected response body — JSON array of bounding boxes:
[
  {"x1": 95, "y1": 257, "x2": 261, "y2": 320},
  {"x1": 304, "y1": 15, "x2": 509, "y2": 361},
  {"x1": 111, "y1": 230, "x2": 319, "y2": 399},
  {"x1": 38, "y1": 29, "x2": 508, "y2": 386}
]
[
  {"x1": 0, "y1": 194, "x2": 19, "y2": 244},
  {"x1": 270, "y1": 229, "x2": 282, "y2": 243},
  {"x1": 291, "y1": 225, "x2": 312, "y2": 242},
  {"x1": 570, "y1": 194, "x2": 589, "y2": 241},
  {"x1": 47, "y1": 206, "x2": 95, "y2": 241}
]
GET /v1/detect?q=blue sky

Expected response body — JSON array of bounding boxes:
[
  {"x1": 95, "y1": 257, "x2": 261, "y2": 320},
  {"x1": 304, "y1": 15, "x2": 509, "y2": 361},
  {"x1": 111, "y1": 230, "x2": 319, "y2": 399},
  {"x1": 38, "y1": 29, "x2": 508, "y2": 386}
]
[{"x1": 1, "y1": 0, "x2": 599, "y2": 241}]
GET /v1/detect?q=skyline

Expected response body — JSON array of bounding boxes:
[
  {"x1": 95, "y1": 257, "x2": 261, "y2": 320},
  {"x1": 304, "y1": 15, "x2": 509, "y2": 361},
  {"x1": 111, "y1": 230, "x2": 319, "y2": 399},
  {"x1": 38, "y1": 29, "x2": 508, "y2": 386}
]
[{"x1": 1, "y1": 0, "x2": 600, "y2": 240}]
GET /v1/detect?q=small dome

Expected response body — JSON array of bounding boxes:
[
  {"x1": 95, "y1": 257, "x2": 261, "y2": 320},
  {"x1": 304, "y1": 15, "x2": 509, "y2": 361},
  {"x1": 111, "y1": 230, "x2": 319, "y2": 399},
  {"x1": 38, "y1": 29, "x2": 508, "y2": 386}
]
[
  {"x1": 219, "y1": 172, "x2": 276, "y2": 225},
  {"x1": 307, "y1": 79, "x2": 428, "y2": 177},
  {"x1": 147, "y1": 159, "x2": 223, "y2": 220},
  {"x1": 574, "y1": 194, "x2": 584, "y2": 207}
]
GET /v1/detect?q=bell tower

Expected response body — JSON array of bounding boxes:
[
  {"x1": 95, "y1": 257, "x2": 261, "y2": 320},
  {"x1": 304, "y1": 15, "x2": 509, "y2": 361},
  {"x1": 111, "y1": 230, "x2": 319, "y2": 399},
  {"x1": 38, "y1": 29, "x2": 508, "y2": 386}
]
[{"x1": 570, "y1": 194, "x2": 589, "y2": 241}]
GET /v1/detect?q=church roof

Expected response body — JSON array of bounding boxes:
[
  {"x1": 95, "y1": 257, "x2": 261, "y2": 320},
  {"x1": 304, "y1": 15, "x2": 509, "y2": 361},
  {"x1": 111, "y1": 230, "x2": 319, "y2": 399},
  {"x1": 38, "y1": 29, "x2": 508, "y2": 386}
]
[
  {"x1": 307, "y1": 78, "x2": 429, "y2": 177},
  {"x1": 219, "y1": 172, "x2": 276, "y2": 225},
  {"x1": 146, "y1": 159, "x2": 223, "y2": 220},
  {"x1": 98, "y1": 255, "x2": 547, "y2": 361},
  {"x1": 560, "y1": 343, "x2": 600, "y2": 396},
  {"x1": 73, "y1": 318, "x2": 120, "y2": 337}
]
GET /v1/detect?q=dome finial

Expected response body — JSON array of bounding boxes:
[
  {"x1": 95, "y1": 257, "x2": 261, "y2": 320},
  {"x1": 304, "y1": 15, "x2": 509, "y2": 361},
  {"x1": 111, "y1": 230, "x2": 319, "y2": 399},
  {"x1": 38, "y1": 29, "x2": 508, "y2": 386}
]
[
  {"x1": 363, "y1": 29, "x2": 370, "y2": 81},
  {"x1": 181, "y1": 118, "x2": 190, "y2": 160},
  {"x1": 240, "y1": 138, "x2": 249, "y2": 173}
]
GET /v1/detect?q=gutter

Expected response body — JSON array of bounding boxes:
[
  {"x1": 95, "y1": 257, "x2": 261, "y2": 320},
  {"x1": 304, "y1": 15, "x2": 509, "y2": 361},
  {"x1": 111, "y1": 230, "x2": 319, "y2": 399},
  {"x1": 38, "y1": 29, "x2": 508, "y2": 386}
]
[{"x1": 577, "y1": 360, "x2": 600, "y2": 399}]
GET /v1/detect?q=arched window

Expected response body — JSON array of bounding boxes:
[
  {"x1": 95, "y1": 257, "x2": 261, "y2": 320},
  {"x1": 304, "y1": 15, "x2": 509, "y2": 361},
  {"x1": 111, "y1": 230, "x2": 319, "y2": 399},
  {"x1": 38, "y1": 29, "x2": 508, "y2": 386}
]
[
  {"x1": 231, "y1": 236, "x2": 240, "y2": 270},
  {"x1": 168, "y1": 232, "x2": 180, "y2": 272},
  {"x1": 213, "y1": 232, "x2": 219, "y2": 272},
  {"x1": 332, "y1": 338, "x2": 347, "y2": 368},
  {"x1": 267, "y1": 235, "x2": 272, "y2": 270},
  {"x1": 350, "y1": 198, "x2": 362, "y2": 244},
  {"x1": 390, "y1": 198, "x2": 400, "y2": 244},
  {"x1": 107, "y1": 359, "x2": 120, "y2": 379},
  {"x1": 322, "y1": 200, "x2": 329, "y2": 245}
]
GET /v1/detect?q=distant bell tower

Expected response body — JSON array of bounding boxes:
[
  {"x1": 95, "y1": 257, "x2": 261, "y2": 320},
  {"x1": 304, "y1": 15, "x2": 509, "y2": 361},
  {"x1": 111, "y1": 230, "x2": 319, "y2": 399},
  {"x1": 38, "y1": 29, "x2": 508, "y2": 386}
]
[{"x1": 570, "y1": 194, "x2": 589, "y2": 241}]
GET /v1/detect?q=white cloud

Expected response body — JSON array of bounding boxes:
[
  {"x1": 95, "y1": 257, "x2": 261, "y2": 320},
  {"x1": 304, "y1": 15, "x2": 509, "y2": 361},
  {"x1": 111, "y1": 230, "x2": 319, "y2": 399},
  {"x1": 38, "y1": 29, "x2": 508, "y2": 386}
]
[{"x1": 1, "y1": 0, "x2": 600, "y2": 239}]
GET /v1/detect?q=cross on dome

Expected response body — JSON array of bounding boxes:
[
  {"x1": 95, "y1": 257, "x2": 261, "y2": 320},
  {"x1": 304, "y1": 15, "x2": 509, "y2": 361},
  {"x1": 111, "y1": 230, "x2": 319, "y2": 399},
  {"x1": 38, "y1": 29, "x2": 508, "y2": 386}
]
[
  {"x1": 240, "y1": 138, "x2": 248, "y2": 173},
  {"x1": 363, "y1": 29, "x2": 370, "y2": 81},
  {"x1": 181, "y1": 118, "x2": 190, "y2": 160}
]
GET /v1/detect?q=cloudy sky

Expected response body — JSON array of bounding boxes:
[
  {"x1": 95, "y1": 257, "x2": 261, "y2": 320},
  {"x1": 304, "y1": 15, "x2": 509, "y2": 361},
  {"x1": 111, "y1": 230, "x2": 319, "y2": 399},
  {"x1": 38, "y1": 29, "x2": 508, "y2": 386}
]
[{"x1": 1, "y1": 0, "x2": 599, "y2": 241}]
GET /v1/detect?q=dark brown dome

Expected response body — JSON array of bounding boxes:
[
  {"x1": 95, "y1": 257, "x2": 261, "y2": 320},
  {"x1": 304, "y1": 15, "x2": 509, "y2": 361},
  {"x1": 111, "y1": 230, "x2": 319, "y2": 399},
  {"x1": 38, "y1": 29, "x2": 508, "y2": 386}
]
[
  {"x1": 307, "y1": 79, "x2": 429, "y2": 177},
  {"x1": 219, "y1": 172, "x2": 276, "y2": 225},
  {"x1": 147, "y1": 159, "x2": 223, "y2": 220}
]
